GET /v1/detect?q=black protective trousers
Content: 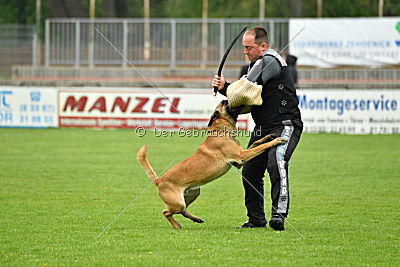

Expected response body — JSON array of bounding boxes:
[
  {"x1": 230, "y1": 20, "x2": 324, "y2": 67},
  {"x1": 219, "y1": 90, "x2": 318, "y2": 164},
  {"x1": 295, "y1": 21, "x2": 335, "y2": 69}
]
[{"x1": 242, "y1": 121, "x2": 302, "y2": 226}]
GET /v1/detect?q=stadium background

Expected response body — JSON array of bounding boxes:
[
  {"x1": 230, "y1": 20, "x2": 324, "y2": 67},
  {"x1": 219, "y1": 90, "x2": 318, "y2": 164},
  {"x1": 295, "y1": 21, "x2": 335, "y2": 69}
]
[
  {"x1": 1, "y1": 0, "x2": 399, "y2": 133},
  {"x1": 0, "y1": 0, "x2": 399, "y2": 266}
]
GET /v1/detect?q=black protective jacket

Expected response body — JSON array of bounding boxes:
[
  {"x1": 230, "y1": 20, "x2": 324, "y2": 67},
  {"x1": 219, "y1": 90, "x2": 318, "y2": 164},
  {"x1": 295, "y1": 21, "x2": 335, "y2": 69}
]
[{"x1": 220, "y1": 50, "x2": 303, "y2": 130}]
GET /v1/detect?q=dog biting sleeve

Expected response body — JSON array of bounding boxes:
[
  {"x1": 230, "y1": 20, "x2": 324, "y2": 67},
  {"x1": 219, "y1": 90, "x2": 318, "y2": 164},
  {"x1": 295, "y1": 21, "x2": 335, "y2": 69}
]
[{"x1": 226, "y1": 75, "x2": 263, "y2": 111}]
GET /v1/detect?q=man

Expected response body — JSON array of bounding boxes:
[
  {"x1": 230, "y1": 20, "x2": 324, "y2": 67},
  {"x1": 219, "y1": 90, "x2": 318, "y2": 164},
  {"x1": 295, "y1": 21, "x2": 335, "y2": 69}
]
[{"x1": 212, "y1": 26, "x2": 303, "y2": 231}]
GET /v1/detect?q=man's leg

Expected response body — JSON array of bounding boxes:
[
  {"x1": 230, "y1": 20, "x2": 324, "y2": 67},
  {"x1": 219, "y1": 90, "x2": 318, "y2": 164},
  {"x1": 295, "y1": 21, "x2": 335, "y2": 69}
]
[
  {"x1": 267, "y1": 124, "x2": 302, "y2": 230},
  {"x1": 241, "y1": 130, "x2": 269, "y2": 227}
]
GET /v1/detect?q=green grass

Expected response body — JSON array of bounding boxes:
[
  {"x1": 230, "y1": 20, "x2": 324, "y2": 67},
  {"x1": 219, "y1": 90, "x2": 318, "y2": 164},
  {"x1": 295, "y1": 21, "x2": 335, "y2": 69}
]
[{"x1": 1, "y1": 128, "x2": 399, "y2": 265}]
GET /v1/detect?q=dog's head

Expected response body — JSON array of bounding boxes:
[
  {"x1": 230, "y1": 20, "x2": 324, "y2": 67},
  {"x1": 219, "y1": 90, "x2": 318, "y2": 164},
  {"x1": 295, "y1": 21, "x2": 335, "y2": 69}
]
[{"x1": 207, "y1": 100, "x2": 244, "y2": 127}]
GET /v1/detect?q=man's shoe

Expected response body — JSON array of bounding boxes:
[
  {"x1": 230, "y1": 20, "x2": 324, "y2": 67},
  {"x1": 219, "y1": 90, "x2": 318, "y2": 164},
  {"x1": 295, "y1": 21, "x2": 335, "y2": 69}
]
[
  {"x1": 269, "y1": 215, "x2": 285, "y2": 231},
  {"x1": 238, "y1": 221, "x2": 266, "y2": 229}
]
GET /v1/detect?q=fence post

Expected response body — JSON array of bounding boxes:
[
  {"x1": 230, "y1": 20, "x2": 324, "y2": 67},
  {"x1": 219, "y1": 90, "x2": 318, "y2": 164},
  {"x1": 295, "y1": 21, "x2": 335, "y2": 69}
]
[
  {"x1": 170, "y1": 19, "x2": 176, "y2": 68},
  {"x1": 45, "y1": 19, "x2": 49, "y2": 67},
  {"x1": 75, "y1": 20, "x2": 80, "y2": 68},
  {"x1": 269, "y1": 19, "x2": 275, "y2": 48},
  {"x1": 32, "y1": 29, "x2": 37, "y2": 67},
  {"x1": 219, "y1": 20, "x2": 225, "y2": 60},
  {"x1": 88, "y1": 19, "x2": 94, "y2": 68},
  {"x1": 122, "y1": 20, "x2": 128, "y2": 67}
]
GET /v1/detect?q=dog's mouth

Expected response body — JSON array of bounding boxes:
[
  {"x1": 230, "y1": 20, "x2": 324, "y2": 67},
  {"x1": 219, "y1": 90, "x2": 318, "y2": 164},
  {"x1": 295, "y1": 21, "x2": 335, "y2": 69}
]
[
  {"x1": 207, "y1": 101, "x2": 244, "y2": 127},
  {"x1": 225, "y1": 103, "x2": 244, "y2": 119}
]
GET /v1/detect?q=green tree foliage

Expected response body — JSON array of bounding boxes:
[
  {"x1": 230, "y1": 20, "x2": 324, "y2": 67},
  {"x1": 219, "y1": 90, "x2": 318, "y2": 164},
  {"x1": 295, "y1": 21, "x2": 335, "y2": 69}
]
[
  {"x1": 324, "y1": 0, "x2": 377, "y2": 17},
  {"x1": 0, "y1": 0, "x2": 399, "y2": 24},
  {"x1": 384, "y1": 0, "x2": 400, "y2": 16},
  {"x1": 0, "y1": 0, "x2": 36, "y2": 23}
]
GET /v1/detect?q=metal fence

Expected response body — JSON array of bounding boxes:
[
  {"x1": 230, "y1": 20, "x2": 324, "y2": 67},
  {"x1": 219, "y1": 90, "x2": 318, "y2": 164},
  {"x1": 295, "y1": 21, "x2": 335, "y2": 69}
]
[
  {"x1": 45, "y1": 18, "x2": 289, "y2": 67},
  {"x1": 0, "y1": 24, "x2": 37, "y2": 74}
]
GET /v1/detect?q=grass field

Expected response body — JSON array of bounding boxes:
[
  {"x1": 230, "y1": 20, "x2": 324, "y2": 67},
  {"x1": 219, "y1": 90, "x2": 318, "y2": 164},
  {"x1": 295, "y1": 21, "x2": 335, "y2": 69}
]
[{"x1": 1, "y1": 128, "x2": 399, "y2": 265}]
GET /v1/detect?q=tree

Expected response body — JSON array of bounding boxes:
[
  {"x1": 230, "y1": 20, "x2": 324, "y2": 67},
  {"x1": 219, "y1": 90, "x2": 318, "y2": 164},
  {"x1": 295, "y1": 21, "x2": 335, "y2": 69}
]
[
  {"x1": 0, "y1": 0, "x2": 399, "y2": 24},
  {"x1": 46, "y1": 0, "x2": 87, "y2": 17}
]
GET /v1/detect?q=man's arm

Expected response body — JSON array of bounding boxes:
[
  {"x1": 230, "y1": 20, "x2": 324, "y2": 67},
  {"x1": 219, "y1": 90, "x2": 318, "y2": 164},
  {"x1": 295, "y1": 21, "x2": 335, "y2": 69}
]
[
  {"x1": 246, "y1": 56, "x2": 281, "y2": 85},
  {"x1": 260, "y1": 56, "x2": 282, "y2": 84},
  {"x1": 212, "y1": 75, "x2": 230, "y2": 96},
  {"x1": 218, "y1": 81, "x2": 230, "y2": 96}
]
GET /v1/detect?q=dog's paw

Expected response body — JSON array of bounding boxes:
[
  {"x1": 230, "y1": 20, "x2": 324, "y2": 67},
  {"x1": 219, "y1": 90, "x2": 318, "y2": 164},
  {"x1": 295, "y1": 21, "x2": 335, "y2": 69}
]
[
  {"x1": 274, "y1": 137, "x2": 288, "y2": 145},
  {"x1": 263, "y1": 133, "x2": 277, "y2": 142},
  {"x1": 192, "y1": 217, "x2": 204, "y2": 223}
]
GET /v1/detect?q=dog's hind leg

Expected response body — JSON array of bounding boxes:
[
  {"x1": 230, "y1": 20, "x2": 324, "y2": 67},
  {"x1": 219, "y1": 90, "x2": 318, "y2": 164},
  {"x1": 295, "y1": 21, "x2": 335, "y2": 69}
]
[
  {"x1": 182, "y1": 211, "x2": 204, "y2": 223},
  {"x1": 182, "y1": 188, "x2": 204, "y2": 223},
  {"x1": 163, "y1": 210, "x2": 182, "y2": 229},
  {"x1": 159, "y1": 183, "x2": 187, "y2": 229},
  {"x1": 162, "y1": 199, "x2": 186, "y2": 229}
]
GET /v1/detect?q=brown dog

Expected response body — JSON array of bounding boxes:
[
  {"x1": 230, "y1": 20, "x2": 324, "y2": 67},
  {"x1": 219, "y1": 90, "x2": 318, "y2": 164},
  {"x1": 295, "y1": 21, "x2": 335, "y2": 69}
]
[{"x1": 136, "y1": 100, "x2": 286, "y2": 229}]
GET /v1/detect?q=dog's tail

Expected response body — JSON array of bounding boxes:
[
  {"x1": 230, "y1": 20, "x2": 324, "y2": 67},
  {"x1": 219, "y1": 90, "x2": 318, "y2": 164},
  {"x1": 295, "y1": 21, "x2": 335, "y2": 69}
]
[{"x1": 136, "y1": 145, "x2": 160, "y2": 186}]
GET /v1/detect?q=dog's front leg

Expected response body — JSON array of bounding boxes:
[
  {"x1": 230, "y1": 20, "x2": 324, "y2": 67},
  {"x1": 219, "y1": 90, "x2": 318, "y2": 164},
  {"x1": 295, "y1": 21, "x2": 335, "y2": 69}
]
[
  {"x1": 226, "y1": 136, "x2": 282, "y2": 168},
  {"x1": 248, "y1": 134, "x2": 276, "y2": 149},
  {"x1": 239, "y1": 137, "x2": 286, "y2": 163},
  {"x1": 227, "y1": 159, "x2": 244, "y2": 169},
  {"x1": 184, "y1": 188, "x2": 200, "y2": 207}
]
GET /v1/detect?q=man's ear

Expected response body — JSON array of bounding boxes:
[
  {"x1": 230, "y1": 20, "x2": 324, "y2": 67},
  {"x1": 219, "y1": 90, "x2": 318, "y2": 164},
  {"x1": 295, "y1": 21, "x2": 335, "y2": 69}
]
[
  {"x1": 207, "y1": 111, "x2": 221, "y2": 127},
  {"x1": 260, "y1": 42, "x2": 268, "y2": 51}
]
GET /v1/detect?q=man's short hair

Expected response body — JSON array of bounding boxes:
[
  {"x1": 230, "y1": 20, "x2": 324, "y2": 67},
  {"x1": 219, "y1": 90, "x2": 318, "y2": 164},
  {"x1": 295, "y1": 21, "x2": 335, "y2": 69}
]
[{"x1": 247, "y1": 26, "x2": 269, "y2": 45}]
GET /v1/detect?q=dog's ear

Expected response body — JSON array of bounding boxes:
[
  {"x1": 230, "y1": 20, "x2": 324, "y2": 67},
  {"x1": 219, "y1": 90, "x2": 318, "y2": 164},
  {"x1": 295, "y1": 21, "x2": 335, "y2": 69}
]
[{"x1": 207, "y1": 111, "x2": 221, "y2": 127}]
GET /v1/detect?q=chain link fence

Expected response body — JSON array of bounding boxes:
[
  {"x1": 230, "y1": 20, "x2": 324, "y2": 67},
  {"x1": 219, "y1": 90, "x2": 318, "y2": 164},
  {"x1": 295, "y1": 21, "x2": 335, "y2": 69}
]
[
  {"x1": 45, "y1": 18, "x2": 289, "y2": 67},
  {"x1": 2, "y1": 19, "x2": 400, "y2": 86},
  {"x1": 0, "y1": 24, "x2": 37, "y2": 76}
]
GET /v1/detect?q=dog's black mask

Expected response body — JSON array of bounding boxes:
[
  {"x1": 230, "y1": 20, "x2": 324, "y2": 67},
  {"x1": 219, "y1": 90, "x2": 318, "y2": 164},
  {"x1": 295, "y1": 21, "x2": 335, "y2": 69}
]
[
  {"x1": 207, "y1": 100, "x2": 244, "y2": 127},
  {"x1": 207, "y1": 110, "x2": 220, "y2": 127},
  {"x1": 226, "y1": 103, "x2": 244, "y2": 119}
]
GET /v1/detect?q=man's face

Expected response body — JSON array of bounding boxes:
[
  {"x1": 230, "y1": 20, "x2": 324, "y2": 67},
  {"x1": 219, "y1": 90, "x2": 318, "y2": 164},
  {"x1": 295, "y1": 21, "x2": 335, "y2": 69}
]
[{"x1": 242, "y1": 33, "x2": 267, "y2": 62}]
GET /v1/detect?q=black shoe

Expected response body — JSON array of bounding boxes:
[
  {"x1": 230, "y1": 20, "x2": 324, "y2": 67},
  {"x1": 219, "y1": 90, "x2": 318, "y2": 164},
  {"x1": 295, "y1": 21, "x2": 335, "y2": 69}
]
[
  {"x1": 269, "y1": 215, "x2": 285, "y2": 231},
  {"x1": 238, "y1": 221, "x2": 266, "y2": 229}
]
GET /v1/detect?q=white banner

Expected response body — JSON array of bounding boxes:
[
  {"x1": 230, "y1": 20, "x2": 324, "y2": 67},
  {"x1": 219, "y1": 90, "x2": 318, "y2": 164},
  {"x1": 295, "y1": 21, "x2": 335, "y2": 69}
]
[
  {"x1": 58, "y1": 88, "x2": 250, "y2": 130},
  {"x1": 0, "y1": 87, "x2": 58, "y2": 128},
  {"x1": 2, "y1": 86, "x2": 398, "y2": 134},
  {"x1": 289, "y1": 18, "x2": 400, "y2": 67},
  {"x1": 298, "y1": 89, "x2": 400, "y2": 134}
]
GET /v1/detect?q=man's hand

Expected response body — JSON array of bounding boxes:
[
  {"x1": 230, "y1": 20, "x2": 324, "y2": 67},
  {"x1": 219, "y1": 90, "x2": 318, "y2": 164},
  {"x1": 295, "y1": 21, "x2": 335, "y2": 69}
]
[{"x1": 212, "y1": 75, "x2": 225, "y2": 91}]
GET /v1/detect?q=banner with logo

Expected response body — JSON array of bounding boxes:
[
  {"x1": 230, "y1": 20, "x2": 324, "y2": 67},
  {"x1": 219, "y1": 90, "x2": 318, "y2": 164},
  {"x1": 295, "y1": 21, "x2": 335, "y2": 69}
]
[
  {"x1": 0, "y1": 87, "x2": 58, "y2": 128},
  {"x1": 289, "y1": 18, "x2": 400, "y2": 67},
  {"x1": 2, "y1": 86, "x2": 399, "y2": 134},
  {"x1": 297, "y1": 89, "x2": 400, "y2": 134},
  {"x1": 58, "y1": 88, "x2": 250, "y2": 130}
]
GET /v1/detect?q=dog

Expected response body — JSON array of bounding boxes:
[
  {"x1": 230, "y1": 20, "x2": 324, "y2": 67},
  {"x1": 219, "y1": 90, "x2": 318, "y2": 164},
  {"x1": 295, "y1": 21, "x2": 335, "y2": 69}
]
[{"x1": 136, "y1": 100, "x2": 286, "y2": 229}]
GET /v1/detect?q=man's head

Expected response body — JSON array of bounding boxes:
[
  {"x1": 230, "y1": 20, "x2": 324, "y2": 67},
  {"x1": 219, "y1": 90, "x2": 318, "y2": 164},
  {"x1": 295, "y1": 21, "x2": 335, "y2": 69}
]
[{"x1": 242, "y1": 26, "x2": 269, "y2": 62}]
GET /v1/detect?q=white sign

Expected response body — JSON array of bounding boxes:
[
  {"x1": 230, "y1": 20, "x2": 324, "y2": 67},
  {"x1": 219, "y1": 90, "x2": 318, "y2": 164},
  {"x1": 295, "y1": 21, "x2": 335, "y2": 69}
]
[
  {"x1": 289, "y1": 18, "x2": 400, "y2": 67},
  {"x1": 2, "y1": 86, "x2": 398, "y2": 134},
  {"x1": 58, "y1": 88, "x2": 250, "y2": 130},
  {"x1": 298, "y1": 89, "x2": 400, "y2": 134},
  {"x1": 0, "y1": 87, "x2": 58, "y2": 128}
]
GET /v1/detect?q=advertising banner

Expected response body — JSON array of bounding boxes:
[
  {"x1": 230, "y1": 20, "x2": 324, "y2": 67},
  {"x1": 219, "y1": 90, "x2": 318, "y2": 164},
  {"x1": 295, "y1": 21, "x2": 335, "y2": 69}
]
[
  {"x1": 298, "y1": 89, "x2": 400, "y2": 134},
  {"x1": 2, "y1": 86, "x2": 398, "y2": 134},
  {"x1": 0, "y1": 86, "x2": 58, "y2": 128},
  {"x1": 58, "y1": 88, "x2": 250, "y2": 130},
  {"x1": 289, "y1": 18, "x2": 400, "y2": 67}
]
